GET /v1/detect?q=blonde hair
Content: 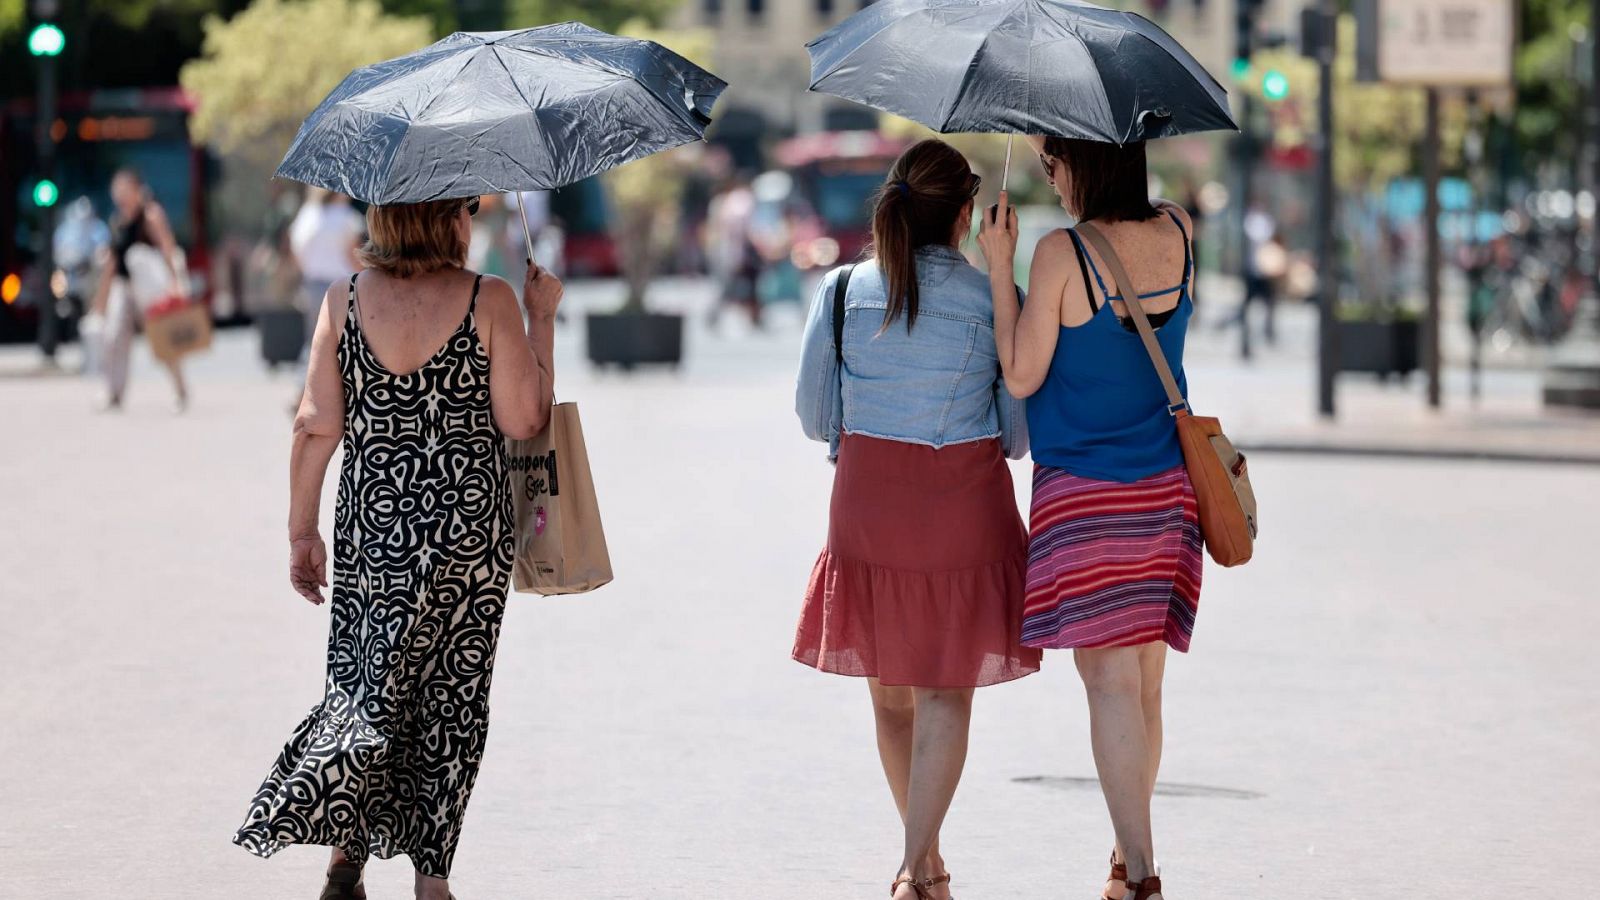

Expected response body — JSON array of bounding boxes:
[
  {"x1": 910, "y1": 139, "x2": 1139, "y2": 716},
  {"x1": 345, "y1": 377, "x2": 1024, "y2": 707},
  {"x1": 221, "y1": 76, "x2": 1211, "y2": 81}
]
[{"x1": 357, "y1": 199, "x2": 469, "y2": 278}]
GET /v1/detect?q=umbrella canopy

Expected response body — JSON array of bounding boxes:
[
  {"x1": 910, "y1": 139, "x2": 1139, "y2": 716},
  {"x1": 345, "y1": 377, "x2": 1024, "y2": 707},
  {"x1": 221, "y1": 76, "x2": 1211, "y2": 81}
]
[
  {"x1": 277, "y1": 22, "x2": 727, "y2": 205},
  {"x1": 807, "y1": 0, "x2": 1235, "y2": 145}
]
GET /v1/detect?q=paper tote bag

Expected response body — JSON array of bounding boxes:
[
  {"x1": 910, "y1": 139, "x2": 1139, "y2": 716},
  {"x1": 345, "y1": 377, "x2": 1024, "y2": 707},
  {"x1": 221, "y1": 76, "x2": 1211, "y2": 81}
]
[
  {"x1": 507, "y1": 402, "x2": 613, "y2": 595},
  {"x1": 1077, "y1": 223, "x2": 1258, "y2": 567},
  {"x1": 144, "y1": 300, "x2": 213, "y2": 364}
]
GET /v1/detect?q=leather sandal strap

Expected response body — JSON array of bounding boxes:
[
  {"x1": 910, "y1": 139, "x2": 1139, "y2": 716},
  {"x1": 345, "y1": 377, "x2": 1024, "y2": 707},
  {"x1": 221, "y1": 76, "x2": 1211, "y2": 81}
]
[
  {"x1": 1130, "y1": 875, "x2": 1163, "y2": 900},
  {"x1": 890, "y1": 875, "x2": 936, "y2": 900}
]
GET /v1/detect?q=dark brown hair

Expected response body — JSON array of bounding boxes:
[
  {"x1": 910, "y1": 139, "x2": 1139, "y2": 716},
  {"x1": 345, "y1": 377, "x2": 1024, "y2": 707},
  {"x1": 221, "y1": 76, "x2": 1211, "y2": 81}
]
[
  {"x1": 1043, "y1": 136, "x2": 1158, "y2": 223},
  {"x1": 871, "y1": 139, "x2": 977, "y2": 332},
  {"x1": 358, "y1": 198, "x2": 469, "y2": 278}
]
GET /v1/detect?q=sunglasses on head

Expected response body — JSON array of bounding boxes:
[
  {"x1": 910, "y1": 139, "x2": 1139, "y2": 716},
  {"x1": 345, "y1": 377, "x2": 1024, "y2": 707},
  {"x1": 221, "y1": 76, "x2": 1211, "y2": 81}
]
[
  {"x1": 462, "y1": 196, "x2": 481, "y2": 217},
  {"x1": 969, "y1": 173, "x2": 983, "y2": 198}
]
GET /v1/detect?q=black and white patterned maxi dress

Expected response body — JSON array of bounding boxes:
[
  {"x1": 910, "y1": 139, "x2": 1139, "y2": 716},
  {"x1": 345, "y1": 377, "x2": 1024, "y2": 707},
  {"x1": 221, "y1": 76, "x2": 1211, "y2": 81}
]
[{"x1": 235, "y1": 274, "x2": 513, "y2": 878}]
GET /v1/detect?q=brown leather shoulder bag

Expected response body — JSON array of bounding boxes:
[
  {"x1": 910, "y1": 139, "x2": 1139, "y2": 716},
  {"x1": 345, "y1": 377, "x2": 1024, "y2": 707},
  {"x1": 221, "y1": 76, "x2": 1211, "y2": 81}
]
[{"x1": 1077, "y1": 221, "x2": 1257, "y2": 567}]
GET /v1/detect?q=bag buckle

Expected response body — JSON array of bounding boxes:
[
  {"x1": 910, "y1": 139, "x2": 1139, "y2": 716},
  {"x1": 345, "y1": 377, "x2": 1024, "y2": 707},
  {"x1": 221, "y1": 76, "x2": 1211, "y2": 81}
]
[{"x1": 1166, "y1": 400, "x2": 1189, "y2": 416}]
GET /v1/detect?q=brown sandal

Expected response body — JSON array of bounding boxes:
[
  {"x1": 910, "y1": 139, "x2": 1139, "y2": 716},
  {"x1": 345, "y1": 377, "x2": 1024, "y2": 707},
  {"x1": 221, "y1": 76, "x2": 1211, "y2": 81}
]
[
  {"x1": 1103, "y1": 849, "x2": 1129, "y2": 899},
  {"x1": 318, "y1": 861, "x2": 366, "y2": 900},
  {"x1": 890, "y1": 872, "x2": 951, "y2": 899},
  {"x1": 1128, "y1": 875, "x2": 1163, "y2": 900}
]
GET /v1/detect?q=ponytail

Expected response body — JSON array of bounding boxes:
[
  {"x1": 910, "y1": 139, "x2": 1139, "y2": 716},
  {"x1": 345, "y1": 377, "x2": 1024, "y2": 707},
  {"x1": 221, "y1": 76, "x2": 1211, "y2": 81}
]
[
  {"x1": 874, "y1": 181, "x2": 920, "y2": 333},
  {"x1": 869, "y1": 139, "x2": 978, "y2": 334}
]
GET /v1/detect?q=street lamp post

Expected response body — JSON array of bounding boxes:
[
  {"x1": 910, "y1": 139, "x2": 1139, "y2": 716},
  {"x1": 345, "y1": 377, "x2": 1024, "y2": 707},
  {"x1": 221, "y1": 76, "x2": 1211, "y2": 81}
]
[{"x1": 1543, "y1": 0, "x2": 1600, "y2": 409}]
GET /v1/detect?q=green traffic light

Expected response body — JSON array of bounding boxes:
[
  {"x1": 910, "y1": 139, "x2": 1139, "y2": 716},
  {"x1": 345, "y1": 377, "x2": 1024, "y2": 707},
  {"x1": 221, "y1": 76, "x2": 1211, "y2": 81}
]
[
  {"x1": 1262, "y1": 69, "x2": 1290, "y2": 101},
  {"x1": 1231, "y1": 57, "x2": 1252, "y2": 81},
  {"x1": 33, "y1": 179, "x2": 60, "y2": 208},
  {"x1": 27, "y1": 22, "x2": 66, "y2": 57}
]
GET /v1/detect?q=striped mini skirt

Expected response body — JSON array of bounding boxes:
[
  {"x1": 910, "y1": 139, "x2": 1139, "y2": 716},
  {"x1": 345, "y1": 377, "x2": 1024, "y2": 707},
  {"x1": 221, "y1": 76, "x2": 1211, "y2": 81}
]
[{"x1": 1021, "y1": 464, "x2": 1203, "y2": 652}]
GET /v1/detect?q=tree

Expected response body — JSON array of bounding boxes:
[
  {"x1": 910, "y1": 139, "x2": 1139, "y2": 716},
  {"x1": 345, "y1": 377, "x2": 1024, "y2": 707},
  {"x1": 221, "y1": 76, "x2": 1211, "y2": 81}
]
[
  {"x1": 506, "y1": 0, "x2": 677, "y2": 32},
  {"x1": 603, "y1": 22, "x2": 715, "y2": 313},
  {"x1": 180, "y1": 0, "x2": 434, "y2": 168}
]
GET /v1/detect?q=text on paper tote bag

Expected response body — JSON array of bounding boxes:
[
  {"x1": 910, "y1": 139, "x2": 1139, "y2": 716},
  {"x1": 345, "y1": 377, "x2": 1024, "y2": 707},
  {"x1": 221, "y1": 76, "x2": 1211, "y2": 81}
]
[
  {"x1": 507, "y1": 401, "x2": 613, "y2": 594},
  {"x1": 1077, "y1": 222, "x2": 1258, "y2": 567}
]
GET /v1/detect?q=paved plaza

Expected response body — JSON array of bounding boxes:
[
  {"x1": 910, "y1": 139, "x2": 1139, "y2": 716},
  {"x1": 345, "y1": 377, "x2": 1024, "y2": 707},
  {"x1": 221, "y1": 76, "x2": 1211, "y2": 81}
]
[{"x1": 1, "y1": 283, "x2": 1596, "y2": 898}]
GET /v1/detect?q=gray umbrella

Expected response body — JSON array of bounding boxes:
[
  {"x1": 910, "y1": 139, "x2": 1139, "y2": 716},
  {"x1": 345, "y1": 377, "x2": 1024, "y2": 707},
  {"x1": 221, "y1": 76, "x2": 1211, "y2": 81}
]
[
  {"x1": 276, "y1": 22, "x2": 727, "y2": 206},
  {"x1": 807, "y1": 0, "x2": 1236, "y2": 145}
]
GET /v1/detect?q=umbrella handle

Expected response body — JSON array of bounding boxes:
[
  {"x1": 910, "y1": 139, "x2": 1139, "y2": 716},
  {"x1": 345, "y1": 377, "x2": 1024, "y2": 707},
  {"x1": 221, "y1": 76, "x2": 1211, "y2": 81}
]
[
  {"x1": 1001, "y1": 134, "x2": 1013, "y2": 193},
  {"x1": 517, "y1": 191, "x2": 537, "y2": 265}
]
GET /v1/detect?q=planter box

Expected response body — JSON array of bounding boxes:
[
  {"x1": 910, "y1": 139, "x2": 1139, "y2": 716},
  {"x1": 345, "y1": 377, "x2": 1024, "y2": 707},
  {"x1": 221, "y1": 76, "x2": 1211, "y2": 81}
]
[
  {"x1": 257, "y1": 308, "x2": 306, "y2": 368},
  {"x1": 1337, "y1": 319, "x2": 1419, "y2": 377},
  {"x1": 585, "y1": 312, "x2": 683, "y2": 370}
]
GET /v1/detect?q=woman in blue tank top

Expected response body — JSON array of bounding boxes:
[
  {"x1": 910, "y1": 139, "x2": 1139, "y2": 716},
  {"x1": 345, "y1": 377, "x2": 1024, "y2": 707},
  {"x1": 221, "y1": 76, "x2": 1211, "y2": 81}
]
[{"x1": 977, "y1": 136, "x2": 1204, "y2": 900}]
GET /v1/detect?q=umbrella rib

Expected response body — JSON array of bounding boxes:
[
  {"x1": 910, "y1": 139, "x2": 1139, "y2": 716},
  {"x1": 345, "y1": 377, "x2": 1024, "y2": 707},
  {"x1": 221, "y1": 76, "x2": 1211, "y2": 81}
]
[
  {"x1": 806, "y1": 12, "x2": 909, "y2": 89},
  {"x1": 486, "y1": 44, "x2": 565, "y2": 180},
  {"x1": 936, "y1": 26, "x2": 996, "y2": 133}
]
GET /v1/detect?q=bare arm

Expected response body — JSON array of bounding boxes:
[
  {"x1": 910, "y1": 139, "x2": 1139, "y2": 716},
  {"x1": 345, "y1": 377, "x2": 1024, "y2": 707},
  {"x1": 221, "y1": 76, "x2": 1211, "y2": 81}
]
[
  {"x1": 977, "y1": 192, "x2": 1067, "y2": 399},
  {"x1": 485, "y1": 267, "x2": 559, "y2": 440},
  {"x1": 287, "y1": 284, "x2": 346, "y2": 604}
]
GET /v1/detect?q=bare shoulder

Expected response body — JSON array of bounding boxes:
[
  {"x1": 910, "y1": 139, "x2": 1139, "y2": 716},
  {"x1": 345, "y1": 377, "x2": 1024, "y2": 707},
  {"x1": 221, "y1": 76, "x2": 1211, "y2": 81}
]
[
  {"x1": 476, "y1": 274, "x2": 519, "y2": 317},
  {"x1": 1152, "y1": 198, "x2": 1194, "y2": 233},
  {"x1": 323, "y1": 275, "x2": 354, "y2": 337},
  {"x1": 1032, "y1": 229, "x2": 1078, "y2": 274}
]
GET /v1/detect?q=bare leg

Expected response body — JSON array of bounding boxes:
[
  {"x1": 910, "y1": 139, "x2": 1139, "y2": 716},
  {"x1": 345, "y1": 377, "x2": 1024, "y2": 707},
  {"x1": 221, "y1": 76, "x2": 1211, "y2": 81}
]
[
  {"x1": 1076, "y1": 646, "x2": 1158, "y2": 888},
  {"x1": 869, "y1": 679, "x2": 949, "y2": 898},
  {"x1": 414, "y1": 871, "x2": 450, "y2": 900},
  {"x1": 894, "y1": 687, "x2": 973, "y2": 900},
  {"x1": 162, "y1": 359, "x2": 189, "y2": 411},
  {"x1": 325, "y1": 848, "x2": 366, "y2": 899},
  {"x1": 1106, "y1": 642, "x2": 1169, "y2": 897}
]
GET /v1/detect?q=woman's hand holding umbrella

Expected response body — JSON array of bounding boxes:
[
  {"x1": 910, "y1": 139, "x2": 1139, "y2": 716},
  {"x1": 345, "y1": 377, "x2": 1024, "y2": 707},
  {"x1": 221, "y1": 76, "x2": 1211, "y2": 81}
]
[
  {"x1": 978, "y1": 191, "x2": 1019, "y2": 275},
  {"x1": 523, "y1": 263, "x2": 564, "y2": 323}
]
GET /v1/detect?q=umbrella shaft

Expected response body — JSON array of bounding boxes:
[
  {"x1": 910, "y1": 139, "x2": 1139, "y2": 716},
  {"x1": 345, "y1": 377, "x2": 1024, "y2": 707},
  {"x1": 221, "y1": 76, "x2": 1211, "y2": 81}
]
[
  {"x1": 518, "y1": 192, "x2": 537, "y2": 264},
  {"x1": 1002, "y1": 134, "x2": 1013, "y2": 192}
]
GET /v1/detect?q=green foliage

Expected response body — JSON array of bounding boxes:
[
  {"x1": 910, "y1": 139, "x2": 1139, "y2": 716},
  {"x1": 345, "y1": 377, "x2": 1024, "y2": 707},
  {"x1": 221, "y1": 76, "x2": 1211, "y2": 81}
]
[
  {"x1": 1514, "y1": 0, "x2": 1589, "y2": 168},
  {"x1": 603, "y1": 24, "x2": 715, "y2": 311},
  {"x1": 180, "y1": 0, "x2": 434, "y2": 166},
  {"x1": 506, "y1": 0, "x2": 677, "y2": 31}
]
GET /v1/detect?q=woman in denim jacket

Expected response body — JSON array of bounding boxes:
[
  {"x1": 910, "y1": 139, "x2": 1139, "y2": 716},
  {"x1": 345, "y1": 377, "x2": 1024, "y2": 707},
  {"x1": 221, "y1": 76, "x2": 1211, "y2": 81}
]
[{"x1": 792, "y1": 139, "x2": 1040, "y2": 900}]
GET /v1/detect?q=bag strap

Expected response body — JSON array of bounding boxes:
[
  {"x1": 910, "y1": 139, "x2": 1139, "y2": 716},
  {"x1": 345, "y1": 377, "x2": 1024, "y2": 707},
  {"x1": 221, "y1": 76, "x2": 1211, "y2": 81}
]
[
  {"x1": 832, "y1": 263, "x2": 856, "y2": 365},
  {"x1": 1076, "y1": 222, "x2": 1188, "y2": 416}
]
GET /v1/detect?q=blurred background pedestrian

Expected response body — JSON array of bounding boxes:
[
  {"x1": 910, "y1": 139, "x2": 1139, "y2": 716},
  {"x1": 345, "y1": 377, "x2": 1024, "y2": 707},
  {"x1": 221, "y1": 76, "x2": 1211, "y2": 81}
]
[
  {"x1": 287, "y1": 187, "x2": 363, "y2": 356},
  {"x1": 90, "y1": 167, "x2": 191, "y2": 411}
]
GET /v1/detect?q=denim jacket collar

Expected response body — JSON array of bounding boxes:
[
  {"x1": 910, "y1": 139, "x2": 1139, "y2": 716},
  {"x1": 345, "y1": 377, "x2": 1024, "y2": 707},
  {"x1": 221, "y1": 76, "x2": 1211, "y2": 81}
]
[{"x1": 916, "y1": 244, "x2": 966, "y2": 264}]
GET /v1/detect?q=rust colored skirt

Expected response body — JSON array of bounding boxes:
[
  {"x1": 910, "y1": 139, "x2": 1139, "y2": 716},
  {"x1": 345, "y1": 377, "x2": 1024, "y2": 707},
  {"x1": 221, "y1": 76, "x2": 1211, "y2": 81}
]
[{"x1": 792, "y1": 434, "x2": 1042, "y2": 688}]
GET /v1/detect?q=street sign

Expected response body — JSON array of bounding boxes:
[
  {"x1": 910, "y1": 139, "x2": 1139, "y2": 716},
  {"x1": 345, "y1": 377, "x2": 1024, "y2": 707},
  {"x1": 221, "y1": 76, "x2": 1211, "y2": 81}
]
[{"x1": 1375, "y1": 0, "x2": 1515, "y2": 85}]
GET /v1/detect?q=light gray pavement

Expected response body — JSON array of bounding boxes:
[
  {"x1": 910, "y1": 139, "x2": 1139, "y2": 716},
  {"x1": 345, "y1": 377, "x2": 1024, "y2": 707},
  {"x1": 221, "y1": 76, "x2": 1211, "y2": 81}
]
[{"x1": 1, "y1": 278, "x2": 1598, "y2": 899}]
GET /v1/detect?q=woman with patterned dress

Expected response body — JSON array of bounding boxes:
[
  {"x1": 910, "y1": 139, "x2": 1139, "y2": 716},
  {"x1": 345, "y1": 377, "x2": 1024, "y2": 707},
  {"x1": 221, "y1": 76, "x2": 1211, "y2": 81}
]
[
  {"x1": 234, "y1": 196, "x2": 561, "y2": 900},
  {"x1": 978, "y1": 136, "x2": 1203, "y2": 900},
  {"x1": 793, "y1": 139, "x2": 1039, "y2": 900}
]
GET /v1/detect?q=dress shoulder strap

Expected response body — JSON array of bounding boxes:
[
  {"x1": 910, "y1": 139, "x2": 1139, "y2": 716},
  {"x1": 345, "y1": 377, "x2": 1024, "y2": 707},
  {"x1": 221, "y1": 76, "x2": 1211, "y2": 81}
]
[
  {"x1": 468, "y1": 273, "x2": 484, "y2": 313},
  {"x1": 347, "y1": 272, "x2": 361, "y2": 324}
]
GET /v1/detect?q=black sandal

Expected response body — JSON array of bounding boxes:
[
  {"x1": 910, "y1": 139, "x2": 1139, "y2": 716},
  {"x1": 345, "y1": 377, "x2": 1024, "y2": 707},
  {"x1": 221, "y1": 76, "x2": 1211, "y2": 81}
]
[{"x1": 318, "y1": 861, "x2": 366, "y2": 900}]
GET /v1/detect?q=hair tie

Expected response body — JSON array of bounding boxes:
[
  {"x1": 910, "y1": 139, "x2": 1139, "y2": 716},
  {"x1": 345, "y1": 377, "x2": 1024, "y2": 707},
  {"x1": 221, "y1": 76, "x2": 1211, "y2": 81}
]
[{"x1": 893, "y1": 180, "x2": 911, "y2": 196}]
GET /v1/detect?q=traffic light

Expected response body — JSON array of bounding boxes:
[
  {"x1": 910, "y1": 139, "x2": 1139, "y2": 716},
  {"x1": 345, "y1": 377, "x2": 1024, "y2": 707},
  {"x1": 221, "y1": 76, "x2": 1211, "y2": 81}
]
[
  {"x1": 1262, "y1": 69, "x2": 1290, "y2": 101},
  {"x1": 32, "y1": 179, "x2": 59, "y2": 208},
  {"x1": 27, "y1": 22, "x2": 65, "y2": 57},
  {"x1": 1234, "y1": 0, "x2": 1262, "y2": 77}
]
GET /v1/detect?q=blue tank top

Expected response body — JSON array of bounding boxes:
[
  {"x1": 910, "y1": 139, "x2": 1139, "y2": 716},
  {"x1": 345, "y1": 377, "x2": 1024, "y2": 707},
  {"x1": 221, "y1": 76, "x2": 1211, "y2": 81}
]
[{"x1": 1026, "y1": 213, "x2": 1192, "y2": 483}]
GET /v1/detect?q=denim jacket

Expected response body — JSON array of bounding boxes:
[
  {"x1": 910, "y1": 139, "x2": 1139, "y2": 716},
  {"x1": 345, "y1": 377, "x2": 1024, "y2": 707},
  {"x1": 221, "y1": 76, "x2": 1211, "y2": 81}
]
[{"x1": 795, "y1": 244, "x2": 1028, "y2": 460}]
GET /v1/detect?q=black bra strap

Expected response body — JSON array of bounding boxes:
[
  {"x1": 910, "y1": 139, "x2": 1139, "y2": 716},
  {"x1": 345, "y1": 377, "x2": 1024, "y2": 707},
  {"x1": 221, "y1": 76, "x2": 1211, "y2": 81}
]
[{"x1": 1068, "y1": 229, "x2": 1102, "y2": 313}]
